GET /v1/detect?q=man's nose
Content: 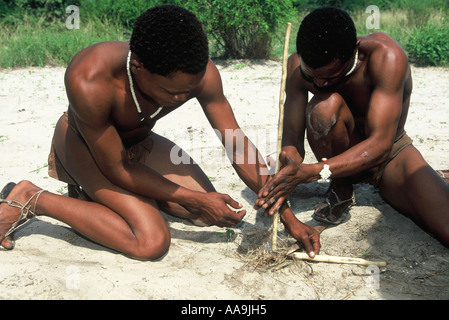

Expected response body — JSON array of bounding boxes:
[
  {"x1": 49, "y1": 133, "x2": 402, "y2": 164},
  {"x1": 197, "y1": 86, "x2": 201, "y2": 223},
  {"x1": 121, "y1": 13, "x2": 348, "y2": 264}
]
[
  {"x1": 314, "y1": 78, "x2": 329, "y2": 87},
  {"x1": 173, "y1": 93, "x2": 188, "y2": 102}
]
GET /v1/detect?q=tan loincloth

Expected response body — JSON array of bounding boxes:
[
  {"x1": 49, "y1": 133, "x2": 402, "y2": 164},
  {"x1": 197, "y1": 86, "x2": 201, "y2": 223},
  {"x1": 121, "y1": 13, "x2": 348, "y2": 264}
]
[{"x1": 367, "y1": 131, "x2": 413, "y2": 188}]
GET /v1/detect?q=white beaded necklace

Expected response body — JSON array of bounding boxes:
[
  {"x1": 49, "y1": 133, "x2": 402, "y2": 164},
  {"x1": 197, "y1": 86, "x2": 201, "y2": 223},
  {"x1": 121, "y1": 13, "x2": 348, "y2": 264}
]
[
  {"x1": 344, "y1": 49, "x2": 359, "y2": 77},
  {"x1": 126, "y1": 50, "x2": 163, "y2": 122}
]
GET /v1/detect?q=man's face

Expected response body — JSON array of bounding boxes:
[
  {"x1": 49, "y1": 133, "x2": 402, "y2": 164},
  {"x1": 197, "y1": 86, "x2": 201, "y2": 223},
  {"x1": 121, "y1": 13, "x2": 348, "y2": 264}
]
[
  {"x1": 134, "y1": 67, "x2": 206, "y2": 108},
  {"x1": 299, "y1": 51, "x2": 356, "y2": 92}
]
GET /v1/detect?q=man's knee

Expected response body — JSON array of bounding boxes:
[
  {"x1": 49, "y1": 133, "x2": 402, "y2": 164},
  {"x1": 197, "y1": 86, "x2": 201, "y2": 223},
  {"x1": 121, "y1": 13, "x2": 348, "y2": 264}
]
[
  {"x1": 132, "y1": 228, "x2": 171, "y2": 261},
  {"x1": 306, "y1": 92, "x2": 346, "y2": 141}
]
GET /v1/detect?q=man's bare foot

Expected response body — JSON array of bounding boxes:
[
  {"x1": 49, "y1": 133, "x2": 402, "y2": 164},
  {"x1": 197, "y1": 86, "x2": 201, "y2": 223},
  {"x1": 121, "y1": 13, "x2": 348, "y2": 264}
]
[
  {"x1": 0, "y1": 180, "x2": 43, "y2": 249},
  {"x1": 312, "y1": 182, "x2": 354, "y2": 225}
]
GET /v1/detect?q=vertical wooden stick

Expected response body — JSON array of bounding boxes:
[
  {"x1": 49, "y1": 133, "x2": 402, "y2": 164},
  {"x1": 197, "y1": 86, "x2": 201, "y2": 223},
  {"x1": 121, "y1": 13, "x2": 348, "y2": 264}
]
[{"x1": 272, "y1": 22, "x2": 292, "y2": 251}]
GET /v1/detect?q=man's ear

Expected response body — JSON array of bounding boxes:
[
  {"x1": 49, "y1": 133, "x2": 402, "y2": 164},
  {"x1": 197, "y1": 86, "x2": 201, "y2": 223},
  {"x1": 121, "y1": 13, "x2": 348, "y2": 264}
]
[{"x1": 130, "y1": 53, "x2": 144, "y2": 73}]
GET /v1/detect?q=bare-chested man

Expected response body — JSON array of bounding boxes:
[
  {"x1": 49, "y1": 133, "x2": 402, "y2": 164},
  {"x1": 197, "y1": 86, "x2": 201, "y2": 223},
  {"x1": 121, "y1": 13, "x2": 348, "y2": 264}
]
[
  {"x1": 256, "y1": 6, "x2": 449, "y2": 249},
  {"x1": 0, "y1": 5, "x2": 321, "y2": 259}
]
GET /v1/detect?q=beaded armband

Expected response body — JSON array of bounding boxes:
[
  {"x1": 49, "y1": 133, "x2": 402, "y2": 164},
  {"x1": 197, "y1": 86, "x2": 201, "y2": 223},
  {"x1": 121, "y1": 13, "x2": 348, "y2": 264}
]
[{"x1": 318, "y1": 158, "x2": 331, "y2": 183}]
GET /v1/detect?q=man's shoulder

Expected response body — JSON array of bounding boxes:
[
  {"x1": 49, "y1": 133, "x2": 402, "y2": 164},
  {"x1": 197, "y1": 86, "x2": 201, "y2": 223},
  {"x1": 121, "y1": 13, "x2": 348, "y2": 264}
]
[
  {"x1": 360, "y1": 33, "x2": 408, "y2": 69},
  {"x1": 64, "y1": 42, "x2": 128, "y2": 118},
  {"x1": 360, "y1": 33, "x2": 407, "y2": 59},
  {"x1": 194, "y1": 59, "x2": 222, "y2": 99},
  {"x1": 65, "y1": 42, "x2": 126, "y2": 95},
  {"x1": 360, "y1": 33, "x2": 410, "y2": 86},
  {"x1": 285, "y1": 52, "x2": 309, "y2": 92},
  {"x1": 66, "y1": 41, "x2": 126, "y2": 82}
]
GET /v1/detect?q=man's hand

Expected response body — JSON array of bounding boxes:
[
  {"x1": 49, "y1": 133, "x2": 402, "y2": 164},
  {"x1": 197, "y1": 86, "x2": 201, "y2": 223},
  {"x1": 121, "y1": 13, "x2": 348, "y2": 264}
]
[
  {"x1": 184, "y1": 192, "x2": 246, "y2": 227},
  {"x1": 256, "y1": 151, "x2": 303, "y2": 215},
  {"x1": 282, "y1": 211, "x2": 321, "y2": 258}
]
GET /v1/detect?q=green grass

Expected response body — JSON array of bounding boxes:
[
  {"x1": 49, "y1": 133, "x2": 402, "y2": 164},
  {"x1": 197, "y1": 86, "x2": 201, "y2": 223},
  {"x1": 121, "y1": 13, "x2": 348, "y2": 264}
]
[
  {"x1": 352, "y1": 7, "x2": 447, "y2": 42},
  {"x1": 353, "y1": 8, "x2": 449, "y2": 66},
  {"x1": 270, "y1": 14, "x2": 304, "y2": 60},
  {"x1": 1, "y1": 4, "x2": 448, "y2": 68},
  {"x1": 0, "y1": 15, "x2": 128, "y2": 68}
]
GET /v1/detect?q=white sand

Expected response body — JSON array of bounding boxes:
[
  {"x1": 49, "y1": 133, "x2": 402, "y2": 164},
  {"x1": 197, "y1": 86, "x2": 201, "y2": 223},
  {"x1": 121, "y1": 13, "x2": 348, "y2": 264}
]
[{"x1": 0, "y1": 61, "x2": 448, "y2": 300}]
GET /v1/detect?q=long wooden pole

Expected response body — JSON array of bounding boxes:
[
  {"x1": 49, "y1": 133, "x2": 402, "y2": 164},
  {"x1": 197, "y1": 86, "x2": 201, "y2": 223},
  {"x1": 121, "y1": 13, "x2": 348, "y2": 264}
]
[{"x1": 272, "y1": 22, "x2": 292, "y2": 251}]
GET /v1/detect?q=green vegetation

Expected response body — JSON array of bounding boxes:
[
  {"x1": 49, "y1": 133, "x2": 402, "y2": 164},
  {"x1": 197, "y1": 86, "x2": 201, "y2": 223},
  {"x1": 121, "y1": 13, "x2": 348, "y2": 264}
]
[
  {"x1": 0, "y1": 0, "x2": 448, "y2": 68},
  {"x1": 349, "y1": 0, "x2": 449, "y2": 66},
  {"x1": 181, "y1": 0, "x2": 294, "y2": 59},
  {"x1": 406, "y1": 23, "x2": 449, "y2": 66},
  {"x1": 0, "y1": 14, "x2": 126, "y2": 67}
]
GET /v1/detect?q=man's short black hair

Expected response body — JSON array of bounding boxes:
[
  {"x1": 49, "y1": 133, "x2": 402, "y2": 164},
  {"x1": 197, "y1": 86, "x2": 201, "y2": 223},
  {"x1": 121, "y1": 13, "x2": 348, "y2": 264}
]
[
  {"x1": 296, "y1": 6, "x2": 357, "y2": 68},
  {"x1": 130, "y1": 5, "x2": 209, "y2": 76}
]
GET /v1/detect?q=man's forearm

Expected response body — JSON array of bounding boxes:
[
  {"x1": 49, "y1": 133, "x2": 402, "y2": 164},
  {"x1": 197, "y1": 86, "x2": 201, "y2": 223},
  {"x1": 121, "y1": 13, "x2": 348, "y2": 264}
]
[
  {"x1": 232, "y1": 160, "x2": 269, "y2": 194},
  {"x1": 279, "y1": 202, "x2": 297, "y2": 225},
  {"x1": 108, "y1": 160, "x2": 203, "y2": 206},
  {"x1": 230, "y1": 137, "x2": 270, "y2": 194},
  {"x1": 311, "y1": 137, "x2": 391, "y2": 181}
]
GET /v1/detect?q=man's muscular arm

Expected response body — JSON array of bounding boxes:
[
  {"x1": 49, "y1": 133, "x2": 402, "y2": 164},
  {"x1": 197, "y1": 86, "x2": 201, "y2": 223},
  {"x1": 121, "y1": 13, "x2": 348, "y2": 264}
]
[
  {"x1": 281, "y1": 53, "x2": 308, "y2": 163},
  {"x1": 65, "y1": 69, "x2": 199, "y2": 204},
  {"x1": 257, "y1": 43, "x2": 409, "y2": 212},
  {"x1": 197, "y1": 60, "x2": 269, "y2": 193},
  {"x1": 65, "y1": 59, "x2": 244, "y2": 227}
]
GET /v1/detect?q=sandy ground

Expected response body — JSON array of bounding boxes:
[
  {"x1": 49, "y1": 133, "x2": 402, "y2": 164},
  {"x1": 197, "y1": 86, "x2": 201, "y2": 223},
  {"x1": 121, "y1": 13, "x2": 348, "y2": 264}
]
[{"x1": 0, "y1": 61, "x2": 448, "y2": 301}]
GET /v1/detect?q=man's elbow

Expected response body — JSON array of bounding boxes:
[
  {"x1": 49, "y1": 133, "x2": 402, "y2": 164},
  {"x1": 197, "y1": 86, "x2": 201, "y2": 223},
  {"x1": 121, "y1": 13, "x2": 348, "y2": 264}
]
[{"x1": 99, "y1": 159, "x2": 132, "y2": 187}]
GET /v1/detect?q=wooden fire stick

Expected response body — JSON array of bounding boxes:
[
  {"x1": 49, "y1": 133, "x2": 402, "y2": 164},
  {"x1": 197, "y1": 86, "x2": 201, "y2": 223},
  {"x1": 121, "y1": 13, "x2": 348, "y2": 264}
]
[
  {"x1": 272, "y1": 22, "x2": 292, "y2": 251},
  {"x1": 288, "y1": 222, "x2": 386, "y2": 267},
  {"x1": 290, "y1": 252, "x2": 387, "y2": 267}
]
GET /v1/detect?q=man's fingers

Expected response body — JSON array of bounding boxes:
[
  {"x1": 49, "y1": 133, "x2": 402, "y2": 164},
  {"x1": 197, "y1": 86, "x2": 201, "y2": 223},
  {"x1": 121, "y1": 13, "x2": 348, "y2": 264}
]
[
  {"x1": 236, "y1": 209, "x2": 247, "y2": 221},
  {"x1": 305, "y1": 231, "x2": 321, "y2": 257},
  {"x1": 257, "y1": 184, "x2": 270, "y2": 202},
  {"x1": 224, "y1": 195, "x2": 243, "y2": 209},
  {"x1": 223, "y1": 195, "x2": 246, "y2": 220},
  {"x1": 262, "y1": 184, "x2": 274, "y2": 197},
  {"x1": 222, "y1": 209, "x2": 246, "y2": 227},
  {"x1": 267, "y1": 197, "x2": 285, "y2": 215},
  {"x1": 301, "y1": 237, "x2": 316, "y2": 258},
  {"x1": 256, "y1": 186, "x2": 272, "y2": 207},
  {"x1": 261, "y1": 183, "x2": 284, "y2": 209}
]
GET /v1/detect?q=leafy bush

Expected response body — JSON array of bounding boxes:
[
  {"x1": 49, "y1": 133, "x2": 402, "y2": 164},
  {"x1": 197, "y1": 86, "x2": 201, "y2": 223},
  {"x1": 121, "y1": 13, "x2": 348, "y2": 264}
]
[
  {"x1": 406, "y1": 21, "x2": 449, "y2": 66},
  {"x1": 292, "y1": 0, "x2": 366, "y2": 11},
  {"x1": 79, "y1": 0, "x2": 175, "y2": 29},
  {"x1": 179, "y1": 0, "x2": 295, "y2": 59}
]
